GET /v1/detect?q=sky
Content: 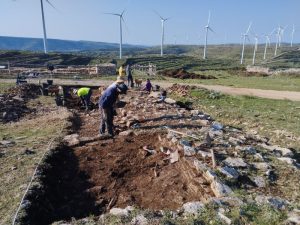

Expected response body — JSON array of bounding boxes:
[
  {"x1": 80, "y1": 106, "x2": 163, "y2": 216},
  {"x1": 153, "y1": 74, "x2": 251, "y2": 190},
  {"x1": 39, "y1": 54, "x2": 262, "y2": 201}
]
[{"x1": 1, "y1": 0, "x2": 299, "y2": 46}]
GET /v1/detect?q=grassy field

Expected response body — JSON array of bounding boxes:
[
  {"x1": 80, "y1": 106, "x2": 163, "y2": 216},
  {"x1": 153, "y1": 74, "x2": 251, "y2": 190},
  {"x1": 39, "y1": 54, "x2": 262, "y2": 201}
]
[
  {"x1": 165, "y1": 70, "x2": 300, "y2": 92},
  {"x1": 0, "y1": 85, "x2": 70, "y2": 224},
  {"x1": 173, "y1": 88, "x2": 300, "y2": 149}
]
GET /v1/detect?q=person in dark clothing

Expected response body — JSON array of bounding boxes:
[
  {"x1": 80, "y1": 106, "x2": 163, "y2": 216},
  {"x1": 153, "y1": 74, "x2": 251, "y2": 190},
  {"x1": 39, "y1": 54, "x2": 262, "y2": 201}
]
[
  {"x1": 142, "y1": 78, "x2": 153, "y2": 93},
  {"x1": 98, "y1": 78, "x2": 128, "y2": 137},
  {"x1": 126, "y1": 64, "x2": 134, "y2": 88}
]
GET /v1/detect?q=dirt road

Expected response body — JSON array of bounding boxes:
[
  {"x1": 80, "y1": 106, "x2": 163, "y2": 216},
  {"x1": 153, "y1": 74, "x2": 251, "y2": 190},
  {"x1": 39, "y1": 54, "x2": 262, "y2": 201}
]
[{"x1": 2, "y1": 78, "x2": 300, "y2": 101}]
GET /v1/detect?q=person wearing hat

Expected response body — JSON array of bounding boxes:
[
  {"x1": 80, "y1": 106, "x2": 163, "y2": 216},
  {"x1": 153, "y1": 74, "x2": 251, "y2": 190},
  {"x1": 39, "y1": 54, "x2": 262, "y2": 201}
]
[
  {"x1": 72, "y1": 87, "x2": 92, "y2": 111},
  {"x1": 98, "y1": 78, "x2": 128, "y2": 137}
]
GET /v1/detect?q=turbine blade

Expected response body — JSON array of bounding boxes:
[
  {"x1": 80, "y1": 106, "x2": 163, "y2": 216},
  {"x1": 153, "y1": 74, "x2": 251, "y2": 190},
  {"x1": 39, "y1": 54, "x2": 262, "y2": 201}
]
[
  {"x1": 103, "y1": 12, "x2": 120, "y2": 16},
  {"x1": 207, "y1": 11, "x2": 211, "y2": 25},
  {"x1": 121, "y1": 9, "x2": 126, "y2": 16},
  {"x1": 45, "y1": 0, "x2": 57, "y2": 10},
  {"x1": 246, "y1": 22, "x2": 252, "y2": 34},
  {"x1": 208, "y1": 27, "x2": 215, "y2": 33},
  {"x1": 153, "y1": 10, "x2": 163, "y2": 20}
]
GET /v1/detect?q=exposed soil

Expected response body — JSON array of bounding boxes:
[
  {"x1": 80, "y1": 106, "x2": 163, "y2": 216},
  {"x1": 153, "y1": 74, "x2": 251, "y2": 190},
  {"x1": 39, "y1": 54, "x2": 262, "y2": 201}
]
[
  {"x1": 0, "y1": 84, "x2": 41, "y2": 123},
  {"x1": 160, "y1": 68, "x2": 216, "y2": 80},
  {"x1": 74, "y1": 132, "x2": 212, "y2": 211}
]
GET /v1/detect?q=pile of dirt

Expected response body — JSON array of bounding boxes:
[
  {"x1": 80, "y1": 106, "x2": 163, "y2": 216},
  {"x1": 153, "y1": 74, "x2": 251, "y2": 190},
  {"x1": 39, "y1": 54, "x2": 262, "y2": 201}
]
[
  {"x1": 0, "y1": 84, "x2": 41, "y2": 123},
  {"x1": 160, "y1": 68, "x2": 216, "y2": 79},
  {"x1": 5, "y1": 83, "x2": 41, "y2": 99},
  {"x1": 167, "y1": 83, "x2": 195, "y2": 97}
]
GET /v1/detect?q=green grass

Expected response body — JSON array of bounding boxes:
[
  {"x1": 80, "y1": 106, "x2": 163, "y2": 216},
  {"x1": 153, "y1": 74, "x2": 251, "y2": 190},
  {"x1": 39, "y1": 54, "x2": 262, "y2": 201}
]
[
  {"x1": 0, "y1": 82, "x2": 15, "y2": 93},
  {"x1": 0, "y1": 96, "x2": 69, "y2": 225},
  {"x1": 166, "y1": 70, "x2": 300, "y2": 92},
  {"x1": 173, "y1": 88, "x2": 300, "y2": 149}
]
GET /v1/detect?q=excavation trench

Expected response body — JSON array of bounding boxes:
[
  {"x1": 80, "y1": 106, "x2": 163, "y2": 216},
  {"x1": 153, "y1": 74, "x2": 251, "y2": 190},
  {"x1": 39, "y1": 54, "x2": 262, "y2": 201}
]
[{"x1": 19, "y1": 90, "x2": 215, "y2": 224}]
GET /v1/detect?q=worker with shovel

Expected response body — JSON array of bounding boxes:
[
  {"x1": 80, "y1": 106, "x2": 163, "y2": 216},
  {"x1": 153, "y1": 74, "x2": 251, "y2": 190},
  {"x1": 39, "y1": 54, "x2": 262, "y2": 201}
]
[
  {"x1": 99, "y1": 77, "x2": 128, "y2": 137},
  {"x1": 72, "y1": 87, "x2": 92, "y2": 111}
]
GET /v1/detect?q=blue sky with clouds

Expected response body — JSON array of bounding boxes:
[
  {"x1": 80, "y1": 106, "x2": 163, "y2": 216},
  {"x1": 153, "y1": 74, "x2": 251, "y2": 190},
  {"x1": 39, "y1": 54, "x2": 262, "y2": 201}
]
[{"x1": 1, "y1": 0, "x2": 299, "y2": 46}]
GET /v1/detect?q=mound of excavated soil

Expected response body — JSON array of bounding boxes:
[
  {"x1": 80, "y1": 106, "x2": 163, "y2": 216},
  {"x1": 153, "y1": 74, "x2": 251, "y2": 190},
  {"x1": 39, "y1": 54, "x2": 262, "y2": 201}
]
[
  {"x1": 0, "y1": 84, "x2": 41, "y2": 123},
  {"x1": 160, "y1": 68, "x2": 216, "y2": 79}
]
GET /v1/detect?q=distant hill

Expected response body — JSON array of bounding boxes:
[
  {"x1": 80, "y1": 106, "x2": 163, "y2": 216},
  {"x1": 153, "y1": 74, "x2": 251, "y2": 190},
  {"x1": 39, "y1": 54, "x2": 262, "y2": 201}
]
[{"x1": 0, "y1": 36, "x2": 146, "y2": 52}]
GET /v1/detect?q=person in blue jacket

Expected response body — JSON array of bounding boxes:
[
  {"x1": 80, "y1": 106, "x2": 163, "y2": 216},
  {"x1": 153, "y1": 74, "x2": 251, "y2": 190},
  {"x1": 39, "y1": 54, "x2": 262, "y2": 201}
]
[{"x1": 98, "y1": 77, "x2": 128, "y2": 137}]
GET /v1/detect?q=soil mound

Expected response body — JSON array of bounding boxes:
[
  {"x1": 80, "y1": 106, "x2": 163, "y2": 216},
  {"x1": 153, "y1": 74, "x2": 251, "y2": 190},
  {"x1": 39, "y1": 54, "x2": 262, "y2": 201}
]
[
  {"x1": 160, "y1": 68, "x2": 216, "y2": 79},
  {"x1": 0, "y1": 84, "x2": 41, "y2": 123}
]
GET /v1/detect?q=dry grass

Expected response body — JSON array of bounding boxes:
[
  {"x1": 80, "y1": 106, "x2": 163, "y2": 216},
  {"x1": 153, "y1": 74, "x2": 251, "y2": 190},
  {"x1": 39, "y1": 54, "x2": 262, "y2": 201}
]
[{"x1": 0, "y1": 97, "x2": 70, "y2": 225}]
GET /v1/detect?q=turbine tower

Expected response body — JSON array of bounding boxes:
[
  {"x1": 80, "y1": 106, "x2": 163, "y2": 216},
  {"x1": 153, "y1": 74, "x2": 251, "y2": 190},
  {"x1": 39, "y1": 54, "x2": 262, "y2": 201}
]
[
  {"x1": 105, "y1": 10, "x2": 126, "y2": 59},
  {"x1": 203, "y1": 11, "x2": 215, "y2": 60},
  {"x1": 274, "y1": 25, "x2": 282, "y2": 56},
  {"x1": 263, "y1": 34, "x2": 271, "y2": 60},
  {"x1": 155, "y1": 11, "x2": 169, "y2": 56},
  {"x1": 240, "y1": 22, "x2": 252, "y2": 64},
  {"x1": 291, "y1": 24, "x2": 296, "y2": 47},
  {"x1": 252, "y1": 35, "x2": 259, "y2": 65},
  {"x1": 40, "y1": 0, "x2": 55, "y2": 54}
]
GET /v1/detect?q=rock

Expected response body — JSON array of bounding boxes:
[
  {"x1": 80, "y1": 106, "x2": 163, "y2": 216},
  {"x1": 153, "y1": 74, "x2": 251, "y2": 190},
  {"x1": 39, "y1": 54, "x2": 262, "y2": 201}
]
[
  {"x1": 224, "y1": 157, "x2": 248, "y2": 168},
  {"x1": 211, "y1": 180, "x2": 232, "y2": 197},
  {"x1": 110, "y1": 207, "x2": 129, "y2": 216},
  {"x1": 218, "y1": 166, "x2": 239, "y2": 179},
  {"x1": 171, "y1": 137, "x2": 178, "y2": 144},
  {"x1": 252, "y1": 162, "x2": 270, "y2": 171},
  {"x1": 239, "y1": 146, "x2": 257, "y2": 155},
  {"x1": 212, "y1": 122, "x2": 223, "y2": 130},
  {"x1": 255, "y1": 195, "x2": 288, "y2": 210},
  {"x1": 197, "y1": 150, "x2": 212, "y2": 158},
  {"x1": 191, "y1": 110, "x2": 200, "y2": 116},
  {"x1": 204, "y1": 170, "x2": 218, "y2": 182},
  {"x1": 194, "y1": 159, "x2": 208, "y2": 172},
  {"x1": 254, "y1": 153, "x2": 264, "y2": 161},
  {"x1": 110, "y1": 206, "x2": 134, "y2": 217},
  {"x1": 182, "y1": 201, "x2": 204, "y2": 214},
  {"x1": 252, "y1": 176, "x2": 266, "y2": 188},
  {"x1": 0, "y1": 140, "x2": 15, "y2": 147},
  {"x1": 277, "y1": 157, "x2": 295, "y2": 165},
  {"x1": 63, "y1": 134, "x2": 80, "y2": 147},
  {"x1": 119, "y1": 130, "x2": 134, "y2": 136},
  {"x1": 164, "y1": 98, "x2": 176, "y2": 104},
  {"x1": 228, "y1": 137, "x2": 242, "y2": 145},
  {"x1": 183, "y1": 146, "x2": 196, "y2": 156},
  {"x1": 266, "y1": 170, "x2": 277, "y2": 182},
  {"x1": 180, "y1": 139, "x2": 192, "y2": 147},
  {"x1": 199, "y1": 119, "x2": 210, "y2": 126},
  {"x1": 209, "y1": 129, "x2": 223, "y2": 137},
  {"x1": 131, "y1": 214, "x2": 148, "y2": 225},
  {"x1": 259, "y1": 144, "x2": 294, "y2": 157},
  {"x1": 217, "y1": 211, "x2": 232, "y2": 225},
  {"x1": 22, "y1": 148, "x2": 36, "y2": 155},
  {"x1": 287, "y1": 209, "x2": 300, "y2": 224},
  {"x1": 211, "y1": 196, "x2": 244, "y2": 207},
  {"x1": 170, "y1": 150, "x2": 179, "y2": 164}
]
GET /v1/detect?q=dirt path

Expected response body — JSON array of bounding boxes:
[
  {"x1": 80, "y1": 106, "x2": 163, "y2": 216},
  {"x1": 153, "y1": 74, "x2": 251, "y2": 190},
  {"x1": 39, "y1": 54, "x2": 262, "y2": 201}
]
[{"x1": 2, "y1": 78, "x2": 300, "y2": 101}]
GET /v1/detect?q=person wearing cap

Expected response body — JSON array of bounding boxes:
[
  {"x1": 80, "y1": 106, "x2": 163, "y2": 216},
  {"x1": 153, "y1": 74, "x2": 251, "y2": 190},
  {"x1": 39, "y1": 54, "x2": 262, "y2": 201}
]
[
  {"x1": 72, "y1": 87, "x2": 92, "y2": 111},
  {"x1": 98, "y1": 77, "x2": 128, "y2": 137}
]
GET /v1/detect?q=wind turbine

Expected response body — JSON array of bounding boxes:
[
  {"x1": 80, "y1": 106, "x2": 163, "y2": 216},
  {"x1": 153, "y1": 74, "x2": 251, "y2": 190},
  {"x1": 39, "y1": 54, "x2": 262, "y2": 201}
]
[
  {"x1": 105, "y1": 10, "x2": 126, "y2": 59},
  {"x1": 274, "y1": 25, "x2": 286, "y2": 56},
  {"x1": 252, "y1": 34, "x2": 259, "y2": 65},
  {"x1": 291, "y1": 24, "x2": 296, "y2": 47},
  {"x1": 263, "y1": 34, "x2": 271, "y2": 60},
  {"x1": 203, "y1": 11, "x2": 215, "y2": 59},
  {"x1": 240, "y1": 22, "x2": 252, "y2": 64},
  {"x1": 39, "y1": 0, "x2": 56, "y2": 54},
  {"x1": 155, "y1": 11, "x2": 170, "y2": 56}
]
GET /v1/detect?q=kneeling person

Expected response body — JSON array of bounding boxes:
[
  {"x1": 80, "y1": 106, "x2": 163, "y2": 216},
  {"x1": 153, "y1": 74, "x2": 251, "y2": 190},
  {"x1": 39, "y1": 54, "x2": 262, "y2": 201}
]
[{"x1": 73, "y1": 87, "x2": 92, "y2": 111}]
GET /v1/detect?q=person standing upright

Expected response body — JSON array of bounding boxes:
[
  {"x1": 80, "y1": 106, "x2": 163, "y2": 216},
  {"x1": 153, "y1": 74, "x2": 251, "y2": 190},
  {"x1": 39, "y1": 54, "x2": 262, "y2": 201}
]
[
  {"x1": 126, "y1": 64, "x2": 134, "y2": 88},
  {"x1": 118, "y1": 63, "x2": 126, "y2": 79}
]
